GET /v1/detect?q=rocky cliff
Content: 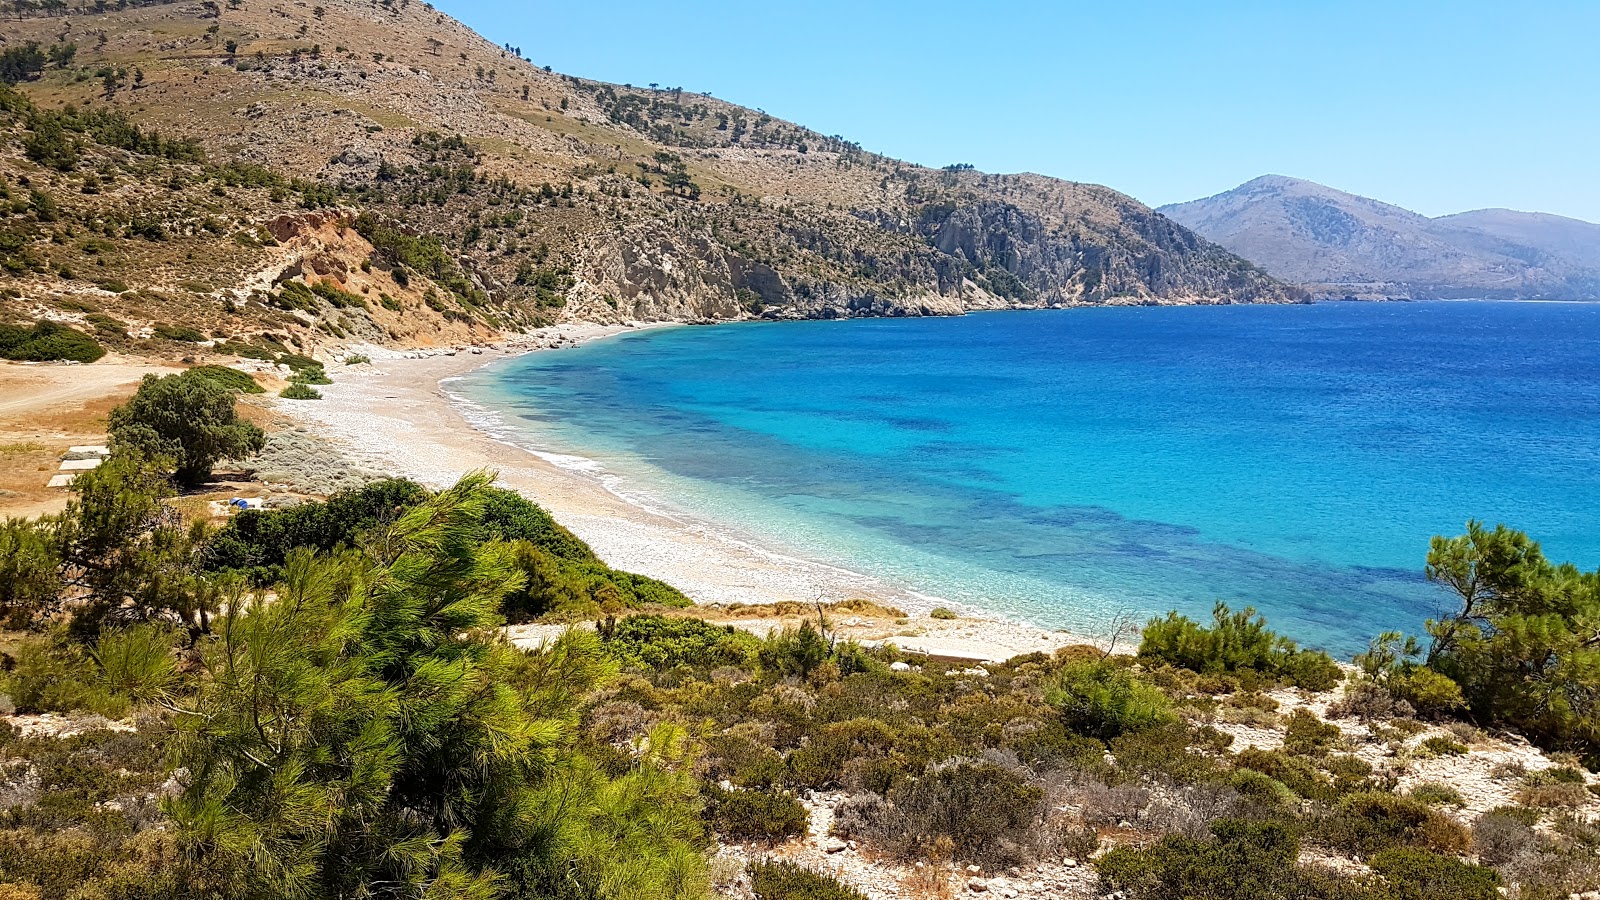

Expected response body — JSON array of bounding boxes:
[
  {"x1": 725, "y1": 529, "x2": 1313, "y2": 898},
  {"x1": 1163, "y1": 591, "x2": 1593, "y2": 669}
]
[{"x1": 1, "y1": 0, "x2": 1298, "y2": 359}]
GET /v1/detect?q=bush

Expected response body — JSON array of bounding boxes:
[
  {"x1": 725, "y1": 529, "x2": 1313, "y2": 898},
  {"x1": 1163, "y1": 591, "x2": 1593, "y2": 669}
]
[
  {"x1": 1234, "y1": 747, "x2": 1336, "y2": 802},
  {"x1": 1418, "y1": 736, "x2": 1466, "y2": 757},
  {"x1": 1328, "y1": 680, "x2": 1414, "y2": 722},
  {"x1": 0, "y1": 517, "x2": 62, "y2": 628},
  {"x1": 109, "y1": 370, "x2": 266, "y2": 484},
  {"x1": 757, "y1": 620, "x2": 833, "y2": 679},
  {"x1": 835, "y1": 758, "x2": 1047, "y2": 867},
  {"x1": 1048, "y1": 659, "x2": 1174, "y2": 741},
  {"x1": 1282, "y1": 709, "x2": 1342, "y2": 756},
  {"x1": 1138, "y1": 602, "x2": 1342, "y2": 690},
  {"x1": 202, "y1": 478, "x2": 428, "y2": 582},
  {"x1": 279, "y1": 381, "x2": 322, "y2": 399},
  {"x1": 604, "y1": 615, "x2": 761, "y2": 671},
  {"x1": 703, "y1": 785, "x2": 807, "y2": 841},
  {"x1": 1471, "y1": 808, "x2": 1540, "y2": 866},
  {"x1": 1404, "y1": 784, "x2": 1462, "y2": 809},
  {"x1": 1515, "y1": 767, "x2": 1591, "y2": 808},
  {"x1": 479, "y1": 487, "x2": 595, "y2": 561},
  {"x1": 1386, "y1": 667, "x2": 1465, "y2": 719},
  {"x1": 748, "y1": 860, "x2": 866, "y2": 900},
  {"x1": 2, "y1": 638, "x2": 125, "y2": 717},
  {"x1": 183, "y1": 365, "x2": 262, "y2": 394},
  {"x1": 1367, "y1": 848, "x2": 1499, "y2": 900},
  {"x1": 151, "y1": 323, "x2": 205, "y2": 342},
  {"x1": 1096, "y1": 819, "x2": 1348, "y2": 900},
  {"x1": 785, "y1": 718, "x2": 900, "y2": 791},
  {"x1": 0, "y1": 320, "x2": 104, "y2": 362},
  {"x1": 1317, "y1": 792, "x2": 1468, "y2": 857},
  {"x1": 930, "y1": 606, "x2": 957, "y2": 620}
]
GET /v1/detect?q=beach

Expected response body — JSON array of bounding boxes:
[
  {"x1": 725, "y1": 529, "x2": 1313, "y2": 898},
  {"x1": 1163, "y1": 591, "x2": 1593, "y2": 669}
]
[{"x1": 274, "y1": 323, "x2": 1098, "y2": 662}]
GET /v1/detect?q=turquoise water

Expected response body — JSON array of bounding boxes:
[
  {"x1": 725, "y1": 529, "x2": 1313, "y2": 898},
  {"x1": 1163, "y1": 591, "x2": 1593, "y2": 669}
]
[{"x1": 457, "y1": 302, "x2": 1600, "y2": 655}]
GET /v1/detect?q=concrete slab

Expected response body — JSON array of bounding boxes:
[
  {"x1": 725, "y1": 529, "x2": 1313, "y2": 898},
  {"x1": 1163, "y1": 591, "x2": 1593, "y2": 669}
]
[
  {"x1": 47, "y1": 473, "x2": 76, "y2": 488},
  {"x1": 58, "y1": 458, "x2": 104, "y2": 471}
]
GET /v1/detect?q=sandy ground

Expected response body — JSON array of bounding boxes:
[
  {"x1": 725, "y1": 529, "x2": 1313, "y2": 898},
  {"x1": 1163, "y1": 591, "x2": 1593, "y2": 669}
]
[
  {"x1": 0, "y1": 357, "x2": 179, "y2": 519},
  {"x1": 277, "y1": 324, "x2": 1100, "y2": 662}
]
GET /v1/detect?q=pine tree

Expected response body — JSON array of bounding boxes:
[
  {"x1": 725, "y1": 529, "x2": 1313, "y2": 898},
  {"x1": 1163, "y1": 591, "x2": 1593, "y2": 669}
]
[{"x1": 170, "y1": 473, "x2": 710, "y2": 899}]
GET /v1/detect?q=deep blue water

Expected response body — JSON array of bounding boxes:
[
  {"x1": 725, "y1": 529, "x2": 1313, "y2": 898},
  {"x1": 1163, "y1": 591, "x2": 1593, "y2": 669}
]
[{"x1": 457, "y1": 302, "x2": 1600, "y2": 655}]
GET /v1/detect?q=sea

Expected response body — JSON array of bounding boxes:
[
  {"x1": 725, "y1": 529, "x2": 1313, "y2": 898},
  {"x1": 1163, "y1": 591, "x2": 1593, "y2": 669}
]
[{"x1": 453, "y1": 301, "x2": 1600, "y2": 656}]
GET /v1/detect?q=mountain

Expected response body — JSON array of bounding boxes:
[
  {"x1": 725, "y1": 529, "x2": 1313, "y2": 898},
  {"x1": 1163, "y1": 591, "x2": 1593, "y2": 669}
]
[
  {"x1": 0, "y1": 0, "x2": 1296, "y2": 361},
  {"x1": 1159, "y1": 175, "x2": 1600, "y2": 300}
]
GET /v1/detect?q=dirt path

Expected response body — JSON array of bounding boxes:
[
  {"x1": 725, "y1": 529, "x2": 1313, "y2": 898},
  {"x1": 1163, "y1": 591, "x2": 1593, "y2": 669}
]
[{"x1": 0, "y1": 358, "x2": 177, "y2": 518}]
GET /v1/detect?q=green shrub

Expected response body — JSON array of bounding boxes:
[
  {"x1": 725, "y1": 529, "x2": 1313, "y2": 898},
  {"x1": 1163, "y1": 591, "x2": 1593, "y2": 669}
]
[
  {"x1": 1047, "y1": 659, "x2": 1174, "y2": 741},
  {"x1": 0, "y1": 516, "x2": 62, "y2": 628},
  {"x1": 749, "y1": 860, "x2": 866, "y2": 900},
  {"x1": 1418, "y1": 736, "x2": 1466, "y2": 757},
  {"x1": 1408, "y1": 783, "x2": 1464, "y2": 807},
  {"x1": 480, "y1": 487, "x2": 595, "y2": 561},
  {"x1": 1234, "y1": 747, "x2": 1335, "y2": 802},
  {"x1": 0, "y1": 320, "x2": 105, "y2": 362},
  {"x1": 1096, "y1": 819, "x2": 1343, "y2": 900},
  {"x1": 929, "y1": 606, "x2": 957, "y2": 620},
  {"x1": 785, "y1": 718, "x2": 900, "y2": 790},
  {"x1": 202, "y1": 478, "x2": 428, "y2": 583},
  {"x1": 1282, "y1": 709, "x2": 1342, "y2": 756},
  {"x1": 3, "y1": 639, "x2": 124, "y2": 717},
  {"x1": 1317, "y1": 792, "x2": 1468, "y2": 857},
  {"x1": 280, "y1": 381, "x2": 322, "y2": 399},
  {"x1": 1138, "y1": 602, "x2": 1342, "y2": 690},
  {"x1": 184, "y1": 364, "x2": 263, "y2": 394},
  {"x1": 757, "y1": 620, "x2": 833, "y2": 679},
  {"x1": 278, "y1": 353, "x2": 330, "y2": 383},
  {"x1": 1367, "y1": 848, "x2": 1498, "y2": 900},
  {"x1": 1110, "y1": 723, "x2": 1230, "y2": 784},
  {"x1": 1388, "y1": 668, "x2": 1466, "y2": 718},
  {"x1": 703, "y1": 785, "x2": 807, "y2": 841},
  {"x1": 605, "y1": 615, "x2": 761, "y2": 671},
  {"x1": 1228, "y1": 769, "x2": 1297, "y2": 809},
  {"x1": 344, "y1": 353, "x2": 371, "y2": 365},
  {"x1": 151, "y1": 322, "x2": 205, "y2": 342}
]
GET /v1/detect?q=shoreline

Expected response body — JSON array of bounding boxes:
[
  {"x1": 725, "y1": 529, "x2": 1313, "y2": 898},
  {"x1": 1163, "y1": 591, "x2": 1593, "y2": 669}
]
[{"x1": 273, "y1": 323, "x2": 1102, "y2": 662}]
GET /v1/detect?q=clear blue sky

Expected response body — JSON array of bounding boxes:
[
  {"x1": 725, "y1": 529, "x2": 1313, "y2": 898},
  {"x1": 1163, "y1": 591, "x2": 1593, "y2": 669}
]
[{"x1": 436, "y1": 0, "x2": 1600, "y2": 222}]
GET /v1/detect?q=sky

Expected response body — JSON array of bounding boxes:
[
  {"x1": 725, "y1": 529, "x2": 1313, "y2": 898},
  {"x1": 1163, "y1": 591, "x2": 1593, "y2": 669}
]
[{"x1": 436, "y1": 0, "x2": 1600, "y2": 222}]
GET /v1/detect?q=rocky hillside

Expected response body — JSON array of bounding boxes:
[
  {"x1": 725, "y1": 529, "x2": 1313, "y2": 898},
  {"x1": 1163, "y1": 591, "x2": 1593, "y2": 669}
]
[
  {"x1": 1160, "y1": 175, "x2": 1600, "y2": 300},
  {"x1": 0, "y1": 0, "x2": 1295, "y2": 358}
]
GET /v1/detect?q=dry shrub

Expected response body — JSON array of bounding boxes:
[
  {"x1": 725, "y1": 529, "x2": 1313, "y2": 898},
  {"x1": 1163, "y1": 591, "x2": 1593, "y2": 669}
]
[
  {"x1": 1077, "y1": 779, "x2": 1153, "y2": 827},
  {"x1": 1472, "y1": 808, "x2": 1544, "y2": 867},
  {"x1": 833, "y1": 758, "x2": 1052, "y2": 867},
  {"x1": 1516, "y1": 781, "x2": 1591, "y2": 809},
  {"x1": 1444, "y1": 721, "x2": 1487, "y2": 745},
  {"x1": 1327, "y1": 680, "x2": 1414, "y2": 722}
]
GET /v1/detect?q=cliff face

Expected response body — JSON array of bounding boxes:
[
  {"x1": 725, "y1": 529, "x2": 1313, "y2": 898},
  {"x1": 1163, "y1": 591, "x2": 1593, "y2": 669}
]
[
  {"x1": 1, "y1": 0, "x2": 1298, "y2": 356},
  {"x1": 1161, "y1": 176, "x2": 1600, "y2": 300}
]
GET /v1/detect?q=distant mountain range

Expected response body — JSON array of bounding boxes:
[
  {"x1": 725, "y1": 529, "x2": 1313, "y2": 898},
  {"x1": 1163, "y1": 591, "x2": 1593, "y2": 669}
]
[{"x1": 1159, "y1": 176, "x2": 1600, "y2": 300}]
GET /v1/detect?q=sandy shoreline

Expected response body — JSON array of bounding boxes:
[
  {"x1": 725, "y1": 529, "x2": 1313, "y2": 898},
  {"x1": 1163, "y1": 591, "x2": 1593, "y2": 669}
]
[{"x1": 274, "y1": 323, "x2": 1101, "y2": 662}]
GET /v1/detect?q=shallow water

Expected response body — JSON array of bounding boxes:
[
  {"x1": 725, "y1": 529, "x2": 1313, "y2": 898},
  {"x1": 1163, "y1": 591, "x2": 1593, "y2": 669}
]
[{"x1": 457, "y1": 302, "x2": 1600, "y2": 655}]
